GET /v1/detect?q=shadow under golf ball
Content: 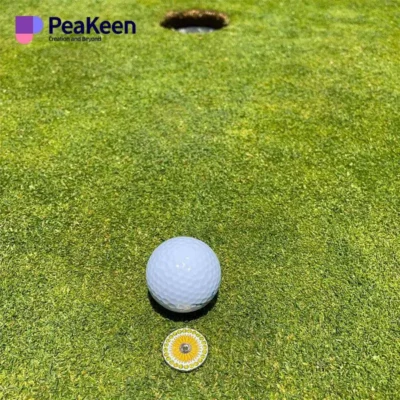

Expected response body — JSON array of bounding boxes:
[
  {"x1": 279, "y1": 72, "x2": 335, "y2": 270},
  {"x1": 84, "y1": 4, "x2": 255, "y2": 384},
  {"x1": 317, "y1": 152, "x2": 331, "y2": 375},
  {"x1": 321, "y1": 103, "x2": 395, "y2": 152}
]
[{"x1": 148, "y1": 291, "x2": 219, "y2": 321}]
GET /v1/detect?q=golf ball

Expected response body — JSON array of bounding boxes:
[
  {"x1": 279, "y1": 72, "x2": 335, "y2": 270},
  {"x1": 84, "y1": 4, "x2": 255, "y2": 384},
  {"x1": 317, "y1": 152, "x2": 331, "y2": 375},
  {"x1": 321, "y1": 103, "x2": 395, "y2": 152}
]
[{"x1": 146, "y1": 237, "x2": 221, "y2": 313}]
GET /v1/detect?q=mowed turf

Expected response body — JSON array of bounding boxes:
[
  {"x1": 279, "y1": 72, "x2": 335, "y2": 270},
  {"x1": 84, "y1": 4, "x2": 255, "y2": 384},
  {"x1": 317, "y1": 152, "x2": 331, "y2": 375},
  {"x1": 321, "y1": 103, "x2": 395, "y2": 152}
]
[{"x1": 0, "y1": 0, "x2": 399, "y2": 398}]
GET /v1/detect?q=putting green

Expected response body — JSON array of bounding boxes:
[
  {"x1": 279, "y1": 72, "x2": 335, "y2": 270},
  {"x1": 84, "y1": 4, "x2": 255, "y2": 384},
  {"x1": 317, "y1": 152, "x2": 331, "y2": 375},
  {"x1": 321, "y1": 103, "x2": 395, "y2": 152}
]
[{"x1": 0, "y1": 0, "x2": 399, "y2": 398}]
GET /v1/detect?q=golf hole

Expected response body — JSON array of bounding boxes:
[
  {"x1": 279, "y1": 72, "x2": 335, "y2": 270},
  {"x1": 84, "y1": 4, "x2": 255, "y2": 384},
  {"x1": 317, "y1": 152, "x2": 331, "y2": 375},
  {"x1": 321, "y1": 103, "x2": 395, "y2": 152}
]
[{"x1": 161, "y1": 9, "x2": 229, "y2": 34}]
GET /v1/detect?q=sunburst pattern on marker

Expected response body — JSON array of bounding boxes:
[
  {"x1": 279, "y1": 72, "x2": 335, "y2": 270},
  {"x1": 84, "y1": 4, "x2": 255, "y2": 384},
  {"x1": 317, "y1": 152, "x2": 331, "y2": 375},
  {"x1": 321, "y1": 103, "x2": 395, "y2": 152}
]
[{"x1": 163, "y1": 328, "x2": 208, "y2": 371}]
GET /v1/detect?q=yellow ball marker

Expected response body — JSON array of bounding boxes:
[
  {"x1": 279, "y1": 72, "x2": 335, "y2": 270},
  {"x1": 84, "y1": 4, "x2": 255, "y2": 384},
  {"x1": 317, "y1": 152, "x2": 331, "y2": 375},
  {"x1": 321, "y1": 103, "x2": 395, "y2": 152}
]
[{"x1": 163, "y1": 328, "x2": 208, "y2": 371}]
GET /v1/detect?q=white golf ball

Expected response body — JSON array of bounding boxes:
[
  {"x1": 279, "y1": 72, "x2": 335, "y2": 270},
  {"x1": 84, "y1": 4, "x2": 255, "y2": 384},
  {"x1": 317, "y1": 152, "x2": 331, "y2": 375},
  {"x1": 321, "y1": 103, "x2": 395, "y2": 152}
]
[{"x1": 146, "y1": 237, "x2": 221, "y2": 313}]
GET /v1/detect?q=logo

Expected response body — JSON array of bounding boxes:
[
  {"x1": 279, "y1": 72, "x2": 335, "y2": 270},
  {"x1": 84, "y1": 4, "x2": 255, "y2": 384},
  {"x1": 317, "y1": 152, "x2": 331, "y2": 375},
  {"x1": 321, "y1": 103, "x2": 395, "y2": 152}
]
[
  {"x1": 15, "y1": 16, "x2": 44, "y2": 44},
  {"x1": 15, "y1": 16, "x2": 136, "y2": 44}
]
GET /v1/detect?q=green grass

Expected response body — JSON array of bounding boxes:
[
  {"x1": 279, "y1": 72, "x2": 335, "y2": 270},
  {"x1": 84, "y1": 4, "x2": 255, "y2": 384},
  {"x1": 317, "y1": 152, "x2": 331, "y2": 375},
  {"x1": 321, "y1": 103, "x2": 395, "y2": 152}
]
[{"x1": 1, "y1": 0, "x2": 399, "y2": 398}]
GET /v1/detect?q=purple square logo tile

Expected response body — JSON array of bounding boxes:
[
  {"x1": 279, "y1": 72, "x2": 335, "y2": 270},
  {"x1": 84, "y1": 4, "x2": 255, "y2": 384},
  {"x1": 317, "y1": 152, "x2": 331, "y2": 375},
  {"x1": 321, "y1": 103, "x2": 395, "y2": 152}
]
[{"x1": 16, "y1": 16, "x2": 33, "y2": 33}]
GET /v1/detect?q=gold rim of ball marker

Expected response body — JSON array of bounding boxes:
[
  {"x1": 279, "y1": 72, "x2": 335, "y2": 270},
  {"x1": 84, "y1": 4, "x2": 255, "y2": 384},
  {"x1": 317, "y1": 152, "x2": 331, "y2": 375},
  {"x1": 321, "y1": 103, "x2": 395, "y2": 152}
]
[{"x1": 163, "y1": 328, "x2": 208, "y2": 371}]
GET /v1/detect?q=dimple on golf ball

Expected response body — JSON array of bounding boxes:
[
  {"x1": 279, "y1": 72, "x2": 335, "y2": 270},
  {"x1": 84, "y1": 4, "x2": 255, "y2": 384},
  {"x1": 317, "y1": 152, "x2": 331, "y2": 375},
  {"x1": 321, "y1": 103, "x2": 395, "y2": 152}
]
[{"x1": 146, "y1": 237, "x2": 221, "y2": 313}]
